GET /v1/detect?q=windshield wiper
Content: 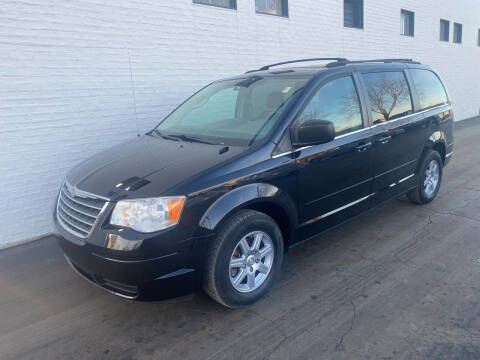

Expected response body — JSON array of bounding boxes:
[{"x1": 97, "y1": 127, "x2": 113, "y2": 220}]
[
  {"x1": 149, "y1": 130, "x2": 223, "y2": 145},
  {"x1": 148, "y1": 129, "x2": 181, "y2": 141},
  {"x1": 167, "y1": 133, "x2": 225, "y2": 145}
]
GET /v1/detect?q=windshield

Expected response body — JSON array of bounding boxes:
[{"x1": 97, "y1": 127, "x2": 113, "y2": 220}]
[{"x1": 153, "y1": 75, "x2": 310, "y2": 146}]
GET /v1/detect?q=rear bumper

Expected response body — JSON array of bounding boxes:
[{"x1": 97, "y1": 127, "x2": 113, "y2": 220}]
[{"x1": 56, "y1": 233, "x2": 210, "y2": 301}]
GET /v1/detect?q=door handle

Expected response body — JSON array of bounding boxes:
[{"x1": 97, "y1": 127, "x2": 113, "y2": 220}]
[
  {"x1": 355, "y1": 142, "x2": 372, "y2": 152},
  {"x1": 377, "y1": 135, "x2": 392, "y2": 144}
]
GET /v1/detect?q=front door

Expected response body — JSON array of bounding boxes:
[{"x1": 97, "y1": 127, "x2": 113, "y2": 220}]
[{"x1": 294, "y1": 74, "x2": 375, "y2": 241}]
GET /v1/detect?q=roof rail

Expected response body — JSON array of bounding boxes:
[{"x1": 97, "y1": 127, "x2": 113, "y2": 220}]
[
  {"x1": 246, "y1": 58, "x2": 348, "y2": 73},
  {"x1": 326, "y1": 58, "x2": 420, "y2": 67}
]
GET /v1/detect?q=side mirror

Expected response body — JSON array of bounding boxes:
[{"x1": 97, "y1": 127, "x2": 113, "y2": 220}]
[{"x1": 292, "y1": 120, "x2": 335, "y2": 147}]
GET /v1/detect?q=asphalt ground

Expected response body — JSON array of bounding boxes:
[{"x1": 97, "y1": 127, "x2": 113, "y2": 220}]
[{"x1": 1, "y1": 119, "x2": 480, "y2": 360}]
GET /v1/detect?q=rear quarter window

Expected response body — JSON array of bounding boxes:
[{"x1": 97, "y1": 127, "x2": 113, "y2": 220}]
[{"x1": 409, "y1": 69, "x2": 448, "y2": 110}]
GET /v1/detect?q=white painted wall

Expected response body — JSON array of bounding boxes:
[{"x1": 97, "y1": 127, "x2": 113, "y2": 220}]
[{"x1": 1, "y1": 0, "x2": 479, "y2": 247}]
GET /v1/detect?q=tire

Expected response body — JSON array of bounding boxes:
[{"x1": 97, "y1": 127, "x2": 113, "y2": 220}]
[
  {"x1": 407, "y1": 149, "x2": 443, "y2": 205},
  {"x1": 204, "y1": 209, "x2": 284, "y2": 308}
]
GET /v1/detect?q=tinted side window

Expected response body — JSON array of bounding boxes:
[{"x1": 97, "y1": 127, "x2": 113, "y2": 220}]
[
  {"x1": 410, "y1": 69, "x2": 448, "y2": 110},
  {"x1": 362, "y1": 71, "x2": 413, "y2": 124},
  {"x1": 298, "y1": 76, "x2": 362, "y2": 136}
]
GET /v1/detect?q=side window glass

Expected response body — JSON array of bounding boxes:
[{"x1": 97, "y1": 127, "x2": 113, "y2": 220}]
[
  {"x1": 297, "y1": 76, "x2": 363, "y2": 136},
  {"x1": 410, "y1": 69, "x2": 448, "y2": 110},
  {"x1": 362, "y1": 71, "x2": 413, "y2": 124}
]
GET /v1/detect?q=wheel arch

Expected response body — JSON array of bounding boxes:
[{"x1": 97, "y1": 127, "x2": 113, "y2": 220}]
[
  {"x1": 426, "y1": 131, "x2": 447, "y2": 164},
  {"x1": 199, "y1": 183, "x2": 298, "y2": 251}
]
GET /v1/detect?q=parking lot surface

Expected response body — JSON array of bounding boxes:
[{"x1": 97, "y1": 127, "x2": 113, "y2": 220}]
[{"x1": 1, "y1": 119, "x2": 480, "y2": 360}]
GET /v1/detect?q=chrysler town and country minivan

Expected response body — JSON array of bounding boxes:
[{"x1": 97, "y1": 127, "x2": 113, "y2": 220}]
[{"x1": 54, "y1": 58, "x2": 454, "y2": 308}]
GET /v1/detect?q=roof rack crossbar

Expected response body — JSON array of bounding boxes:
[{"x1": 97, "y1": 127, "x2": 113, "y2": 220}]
[
  {"x1": 247, "y1": 58, "x2": 348, "y2": 73},
  {"x1": 326, "y1": 58, "x2": 420, "y2": 67}
]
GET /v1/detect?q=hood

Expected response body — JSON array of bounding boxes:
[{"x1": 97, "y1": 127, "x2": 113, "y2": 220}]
[{"x1": 66, "y1": 135, "x2": 246, "y2": 199}]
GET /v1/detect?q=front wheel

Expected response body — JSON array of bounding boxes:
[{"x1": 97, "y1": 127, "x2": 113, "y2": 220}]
[
  {"x1": 204, "y1": 210, "x2": 284, "y2": 308},
  {"x1": 408, "y1": 149, "x2": 443, "y2": 204}
]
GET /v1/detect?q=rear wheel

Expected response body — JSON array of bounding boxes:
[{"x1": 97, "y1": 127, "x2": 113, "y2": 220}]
[
  {"x1": 408, "y1": 149, "x2": 443, "y2": 204},
  {"x1": 204, "y1": 210, "x2": 283, "y2": 308}
]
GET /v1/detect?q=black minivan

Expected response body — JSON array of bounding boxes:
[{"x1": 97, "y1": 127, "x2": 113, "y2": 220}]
[{"x1": 54, "y1": 58, "x2": 454, "y2": 308}]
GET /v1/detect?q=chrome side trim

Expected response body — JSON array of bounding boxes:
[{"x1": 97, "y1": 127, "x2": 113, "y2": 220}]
[
  {"x1": 272, "y1": 104, "x2": 449, "y2": 158},
  {"x1": 398, "y1": 173, "x2": 415, "y2": 183},
  {"x1": 300, "y1": 193, "x2": 375, "y2": 227},
  {"x1": 335, "y1": 126, "x2": 371, "y2": 139},
  {"x1": 64, "y1": 255, "x2": 138, "y2": 300},
  {"x1": 389, "y1": 173, "x2": 415, "y2": 188},
  {"x1": 272, "y1": 150, "x2": 294, "y2": 159},
  {"x1": 446, "y1": 152, "x2": 453, "y2": 158}
]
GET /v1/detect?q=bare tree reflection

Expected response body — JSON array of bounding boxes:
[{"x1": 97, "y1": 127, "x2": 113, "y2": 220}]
[{"x1": 365, "y1": 73, "x2": 411, "y2": 123}]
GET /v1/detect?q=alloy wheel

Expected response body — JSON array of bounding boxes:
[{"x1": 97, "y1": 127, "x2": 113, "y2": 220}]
[
  {"x1": 229, "y1": 231, "x2": 274, "y2": 293},
  {"x1": 424, "y1": 159, "x2": 440, "y2": 197}
]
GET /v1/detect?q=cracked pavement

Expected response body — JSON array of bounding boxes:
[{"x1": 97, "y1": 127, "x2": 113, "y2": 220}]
[{"x1": 1, "y1": 119, "x2": 480, "y2": 360}]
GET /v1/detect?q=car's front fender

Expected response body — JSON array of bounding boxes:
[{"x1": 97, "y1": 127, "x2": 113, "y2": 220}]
[{"x1": 198, "y1": 183, "x2": 297, "y2": 237}]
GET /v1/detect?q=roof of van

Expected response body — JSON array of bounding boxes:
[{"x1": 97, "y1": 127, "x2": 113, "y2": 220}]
[
  {"x1": 243, "y1": 58, "x2": 430, "y2": 76},
  {"x1": 218, "y1": 59, "x2": 433, "y2": 82}
]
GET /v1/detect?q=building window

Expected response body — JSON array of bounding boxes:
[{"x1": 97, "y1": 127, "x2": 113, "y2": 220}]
[
  {"x1": 344, "y1": 0, "x2": 363, "y2": 29},
  {"x1": 440, "y1": 19, "x2": 449, "y2": 42},
  {"x1": 255, "y1": 0, "x2": 288, "y2": 17},
  {"x1": 193, "y1": 0, "x2": 237, "y2": 9},
  {"x1": 453, "y1": 22, "x2": 462, "y2": 43},
  {"x1": 400, "y1": 10, "x2": 414, "y2": 36}
]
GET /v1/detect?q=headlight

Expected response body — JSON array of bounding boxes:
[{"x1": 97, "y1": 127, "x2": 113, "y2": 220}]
[{"x1": 110, "y1": 196, "x2": 185, "y2": 232}]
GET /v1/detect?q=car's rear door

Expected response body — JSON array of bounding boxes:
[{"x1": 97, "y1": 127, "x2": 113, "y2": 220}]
[
  {"x1": 293, "y1": 71, "x2": 375, "y2": 241},
  {"x1": 358, "y1": 67, "x2": 426, "y2": 204}
]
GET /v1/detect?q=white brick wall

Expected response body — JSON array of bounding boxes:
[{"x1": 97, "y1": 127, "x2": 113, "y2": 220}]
[{"x1": 1, "y1": 0, "x2": 479, "y2": 247}]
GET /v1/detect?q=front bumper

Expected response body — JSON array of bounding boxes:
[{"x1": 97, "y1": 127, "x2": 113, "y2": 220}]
[{"x1": 55, "y1": 232, "x2": 211, "y2": 301}]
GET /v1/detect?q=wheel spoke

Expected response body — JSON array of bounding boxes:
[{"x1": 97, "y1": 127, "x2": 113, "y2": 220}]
[
  {"x1": 257, "y1": 263, "x2": 269, "y2": 274},
  {"x1": 238, "y1": 238, "x2": 250, "y2": 255},
  {"x1": 252, "y1": 232, "x2": 263, "y2": 251},
  {"x1": 232, "y1": 268, "x2": 247, "y2": 286},
  {"x1": 247, "y1": 271, "x2": 255, "y2": 289},
  {"x1": 230, "y1": 257, "x2": 244, "y2": 268},
  {"x1": 258, "y1": 245, "x2": 273, "y2": 259}
]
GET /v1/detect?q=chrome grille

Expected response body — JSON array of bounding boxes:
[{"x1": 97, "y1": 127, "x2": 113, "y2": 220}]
[{"x1": 56, "y1": 182, "x2": 108, "y2": 238}]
